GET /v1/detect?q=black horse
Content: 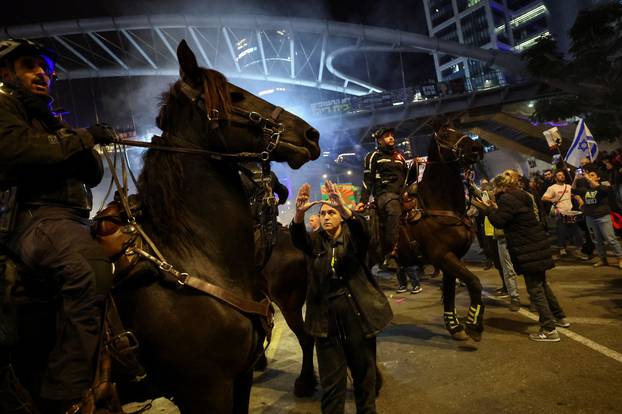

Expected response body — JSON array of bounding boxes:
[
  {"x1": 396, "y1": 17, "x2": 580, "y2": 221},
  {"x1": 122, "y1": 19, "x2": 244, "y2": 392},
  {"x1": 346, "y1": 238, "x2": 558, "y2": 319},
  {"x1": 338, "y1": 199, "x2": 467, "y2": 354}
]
[
  {"x1": 115, "y1": 40, "x2": 319, "y2": 412},
  {"x1": 397, "y1": 125, "x2": 485, "y2": 341},
  {"x1": 5, "y1": 40, "x2": 320, "y2": 413}
]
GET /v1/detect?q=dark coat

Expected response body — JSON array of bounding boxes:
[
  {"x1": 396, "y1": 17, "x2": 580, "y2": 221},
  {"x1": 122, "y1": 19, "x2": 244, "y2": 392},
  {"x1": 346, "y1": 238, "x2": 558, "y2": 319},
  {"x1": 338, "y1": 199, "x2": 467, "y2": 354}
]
[
  {"x1": 289, "y1": 214, "x2": 393, "y2": 338},
  {"x1": 486, "y1": 188, "x2": 554, "y2": 274},
  {"x1": 360, "y1": 146, "x2": 409, "y2": 203},
  {"x1": 0, "y1": 85, "x2": 102, "y2": 211}
]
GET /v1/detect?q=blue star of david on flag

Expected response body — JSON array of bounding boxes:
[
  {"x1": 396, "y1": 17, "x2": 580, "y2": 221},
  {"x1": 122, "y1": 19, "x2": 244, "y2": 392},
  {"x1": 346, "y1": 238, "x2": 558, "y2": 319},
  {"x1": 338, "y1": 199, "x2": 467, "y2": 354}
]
[{"x1": 565, "y1": 119, "x2": 598, "y2": 167}]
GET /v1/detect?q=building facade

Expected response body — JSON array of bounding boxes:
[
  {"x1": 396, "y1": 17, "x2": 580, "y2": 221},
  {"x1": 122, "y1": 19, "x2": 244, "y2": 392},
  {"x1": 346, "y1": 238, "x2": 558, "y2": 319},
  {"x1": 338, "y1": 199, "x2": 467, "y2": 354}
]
[{"x1": 422, "y1": 0, "x2": 549, "y2": 89}]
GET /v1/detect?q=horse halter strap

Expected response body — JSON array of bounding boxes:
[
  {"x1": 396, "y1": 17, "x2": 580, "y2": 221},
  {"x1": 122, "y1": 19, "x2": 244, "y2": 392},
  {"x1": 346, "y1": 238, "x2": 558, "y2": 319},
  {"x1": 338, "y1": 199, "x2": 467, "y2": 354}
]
[
  {"x1": 177, "y1": 79, "x2": 285, "y2": 208},
  {"x1": 178, "y1": 79, "x2": 284, "y2": 163},
  {"x1": 433, "y1": 130, "x2": 470, "y2": 164}
]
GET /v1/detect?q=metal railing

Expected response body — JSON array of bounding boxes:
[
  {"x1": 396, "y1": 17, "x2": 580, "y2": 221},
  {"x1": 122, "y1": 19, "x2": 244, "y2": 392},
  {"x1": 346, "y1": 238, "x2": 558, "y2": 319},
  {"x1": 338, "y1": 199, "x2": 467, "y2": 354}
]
[{"x1": 310, "y1": 70, "x2": 527, "y2": 117}]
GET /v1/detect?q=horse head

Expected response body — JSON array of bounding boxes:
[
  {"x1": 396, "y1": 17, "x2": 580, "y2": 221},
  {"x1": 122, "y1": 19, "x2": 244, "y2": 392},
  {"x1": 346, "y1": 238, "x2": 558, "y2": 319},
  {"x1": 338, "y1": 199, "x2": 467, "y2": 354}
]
[
  {"x1": 156, "y1": 40, "x2": 320, "y2": 169},
  {"x1": 432, "y1": 125, "x2": 484, "y2": 165}
]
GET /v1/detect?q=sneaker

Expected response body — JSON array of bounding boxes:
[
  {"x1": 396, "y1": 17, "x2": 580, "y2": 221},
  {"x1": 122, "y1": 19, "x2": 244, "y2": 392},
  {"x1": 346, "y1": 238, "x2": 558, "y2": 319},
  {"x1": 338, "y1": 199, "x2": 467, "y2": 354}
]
[
  {"x1": 529, "y1": 328, "x2": 560, "y2": 342},
  {"x1": 509, "y1": 298, "x2": 520, "y2": 312},
  {"x1": 572, "y1": 252, "x2": 589, "y2": 260},
  {"x1": 555, "y1": 318, "x2": 571, "y2": 328},
  {"x1": 410, "y1": 286, "x2": 423, "y2": 294},
  {"x1": 494, "y1": 288, "x2": 509, "y2": 298},
  {"x1": 395, "y1": 286, "x2": 408, "y2": 294},
  {"x1": 593, "y1": 259, "x2": 608, "y2": 268},
  {"x1": 559, "y1": 248, "x2": 567, "y2": 256}
]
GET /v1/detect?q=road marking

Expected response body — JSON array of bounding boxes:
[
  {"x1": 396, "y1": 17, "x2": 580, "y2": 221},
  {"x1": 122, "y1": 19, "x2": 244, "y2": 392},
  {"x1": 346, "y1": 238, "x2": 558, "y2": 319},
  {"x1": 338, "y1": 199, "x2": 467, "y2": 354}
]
[
  {"x1": 485, "y1": 293, "x2": 622, "y2": 365},
  {"x1": 566, "y1": 317, "x2": 621, "y2": 326}
]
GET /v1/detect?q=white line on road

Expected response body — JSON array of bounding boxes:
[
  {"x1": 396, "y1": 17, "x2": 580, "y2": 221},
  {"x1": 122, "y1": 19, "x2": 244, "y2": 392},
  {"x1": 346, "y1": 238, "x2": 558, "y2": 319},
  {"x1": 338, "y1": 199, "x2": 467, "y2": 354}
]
[{"x1": 485, "y1": 293, "x2": 622, "y2": 365}]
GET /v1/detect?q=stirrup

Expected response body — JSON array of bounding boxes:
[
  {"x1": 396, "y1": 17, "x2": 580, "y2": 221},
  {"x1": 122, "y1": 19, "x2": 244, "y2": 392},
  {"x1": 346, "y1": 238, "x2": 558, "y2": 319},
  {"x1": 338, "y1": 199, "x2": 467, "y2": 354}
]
[{"x1": 108, "y1": 331, "x2": 147, "y2": 382}]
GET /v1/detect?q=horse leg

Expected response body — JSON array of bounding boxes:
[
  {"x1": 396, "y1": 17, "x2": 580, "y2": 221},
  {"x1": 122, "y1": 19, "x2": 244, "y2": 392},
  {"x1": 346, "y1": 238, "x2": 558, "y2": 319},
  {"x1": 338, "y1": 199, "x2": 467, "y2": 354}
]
[
  {"x1": 440, "y1": 269, "x2": 468, "y2": 341},
  {"x1": 441, "y1": 253, "x2": 484, "y2": 341},
  {"x1": 254, "y1": 352, "x2": 268, "y2": 372},
  {"x1": 233, "y1": 370, "x2": 254, "y2": 414},
  {"x1": 174, "y1": 377, "x2": 235, "y2": 414},
  {"x1": 278, "y1": 301, "x2": 317, "y2": 397}
]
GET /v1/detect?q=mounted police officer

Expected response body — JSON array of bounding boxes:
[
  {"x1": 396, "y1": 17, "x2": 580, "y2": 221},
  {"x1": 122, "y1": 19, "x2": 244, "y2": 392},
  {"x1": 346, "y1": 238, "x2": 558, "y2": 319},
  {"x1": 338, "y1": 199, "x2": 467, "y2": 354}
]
[
  {"x1": 0, "y1": 38, "x2": 116, "y2": 411},
  {"x1": 355, "y1": 127, "x2": 412, "y2": 271}
]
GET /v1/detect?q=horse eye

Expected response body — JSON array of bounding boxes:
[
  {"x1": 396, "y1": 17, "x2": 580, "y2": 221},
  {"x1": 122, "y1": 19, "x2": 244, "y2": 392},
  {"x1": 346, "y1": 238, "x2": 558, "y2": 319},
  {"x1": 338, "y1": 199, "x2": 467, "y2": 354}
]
[{"x1": 230, "y1": 91, "x2": 245, "y2": 103}]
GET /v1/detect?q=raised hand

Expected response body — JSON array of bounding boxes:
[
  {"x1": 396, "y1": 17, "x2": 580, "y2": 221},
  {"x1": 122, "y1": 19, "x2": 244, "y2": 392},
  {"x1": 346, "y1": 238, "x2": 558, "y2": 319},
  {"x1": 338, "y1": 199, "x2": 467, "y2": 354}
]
[
  {"x1": 295, "y1": 183, "x2": 321, "y2": 212},
  {"x1": 320, "y1": 180, "x2": 352, "y2": 219},
  {"x1": 293, "y1": 183, "x2": 320, "y2": 223}
]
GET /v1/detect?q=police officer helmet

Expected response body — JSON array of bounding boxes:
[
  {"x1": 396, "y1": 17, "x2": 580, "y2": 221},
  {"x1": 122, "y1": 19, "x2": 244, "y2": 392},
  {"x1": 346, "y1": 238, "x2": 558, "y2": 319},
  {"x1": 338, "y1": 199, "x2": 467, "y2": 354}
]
[
  {"x1": 0, "y1": 39, "x2": 58, "y2": 75},
  {"x1": 372, "y1": 127, "x2": 395, "y2": 142}
]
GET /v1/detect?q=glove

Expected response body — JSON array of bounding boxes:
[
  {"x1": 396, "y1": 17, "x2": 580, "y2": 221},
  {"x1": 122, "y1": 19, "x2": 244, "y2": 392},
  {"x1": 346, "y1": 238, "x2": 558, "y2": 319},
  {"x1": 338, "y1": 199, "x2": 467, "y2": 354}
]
[{"x1": 87, "y1": 124, "x2": 117, "y2": 145}]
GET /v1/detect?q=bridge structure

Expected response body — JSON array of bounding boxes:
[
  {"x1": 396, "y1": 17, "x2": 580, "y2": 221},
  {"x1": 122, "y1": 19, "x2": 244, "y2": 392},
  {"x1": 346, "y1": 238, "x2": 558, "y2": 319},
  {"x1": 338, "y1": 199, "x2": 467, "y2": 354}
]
[{"x1": 1, "y1": 15, "x2": 561, "y2": 162}]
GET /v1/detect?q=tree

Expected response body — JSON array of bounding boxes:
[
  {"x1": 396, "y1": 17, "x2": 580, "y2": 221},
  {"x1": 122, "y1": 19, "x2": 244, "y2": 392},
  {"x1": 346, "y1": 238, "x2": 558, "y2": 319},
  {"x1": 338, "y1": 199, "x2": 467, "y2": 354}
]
[{"x1": 522, "y1": 3, "x2": 622, "y2": 142}]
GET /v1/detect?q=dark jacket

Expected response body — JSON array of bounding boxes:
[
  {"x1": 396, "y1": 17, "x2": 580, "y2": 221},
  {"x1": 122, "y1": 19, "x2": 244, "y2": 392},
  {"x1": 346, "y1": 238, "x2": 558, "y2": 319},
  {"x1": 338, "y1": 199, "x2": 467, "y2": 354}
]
[
  {"x1": 0, "y1": 85, "x2": 102, "y2": 211},
  {"x1": 360, "y1": 146, "x2": 409, "y2": 203},
  {"x1": 289, "y1": 214, "x2": 393, "y2": 338},
  {"x1": 486, "y1": 188, "x2": 554, "y2": 275}
]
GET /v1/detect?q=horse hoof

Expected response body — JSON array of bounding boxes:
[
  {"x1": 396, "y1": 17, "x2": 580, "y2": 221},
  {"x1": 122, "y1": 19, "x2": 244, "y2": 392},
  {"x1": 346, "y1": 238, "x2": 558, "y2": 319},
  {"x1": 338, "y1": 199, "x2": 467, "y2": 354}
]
[
  {"x1": 254, "y1": 354, "x2": 268, "y2": 371},
  {"x1": 465, "y1": 325, "x2": 482, "y2": 342},
  {"x1": 450, "y1": 330, "x2": 469, "y2": 341},
  {"x1": 294, "y1": 375, "x2": 318, "y2": 398}
]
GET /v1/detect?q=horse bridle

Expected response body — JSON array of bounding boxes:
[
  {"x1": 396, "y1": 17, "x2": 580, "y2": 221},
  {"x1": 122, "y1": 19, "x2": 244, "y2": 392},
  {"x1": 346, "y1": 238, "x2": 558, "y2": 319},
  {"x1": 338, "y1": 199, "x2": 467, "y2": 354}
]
[
  {"x1": 178, "y1": 79, "x2": 285, "y2": 164},
  {"x1": 432, "y1": 129, "x2": 472, "y2": 165}
]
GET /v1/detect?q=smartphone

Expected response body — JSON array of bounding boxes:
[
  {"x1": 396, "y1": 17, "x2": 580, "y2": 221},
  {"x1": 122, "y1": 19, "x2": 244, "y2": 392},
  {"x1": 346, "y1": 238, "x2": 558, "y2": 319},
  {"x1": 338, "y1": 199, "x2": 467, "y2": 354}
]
[
  {"x1": 481, "y1": 191, "x2": 490, "y2": 203},
  {"x1": 576, "y1": 168, "x2": 584, "y2": 175}
]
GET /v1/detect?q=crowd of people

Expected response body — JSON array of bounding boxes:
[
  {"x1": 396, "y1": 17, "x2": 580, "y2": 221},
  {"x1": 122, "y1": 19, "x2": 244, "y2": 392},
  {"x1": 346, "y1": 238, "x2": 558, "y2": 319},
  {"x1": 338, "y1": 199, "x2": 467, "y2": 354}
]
[
  {"x1": 2, "y1": 35, "x2": 621, "y2": 414},
  {"x1": 476, "y1": 155, "x2": 622, "y2": 273}
]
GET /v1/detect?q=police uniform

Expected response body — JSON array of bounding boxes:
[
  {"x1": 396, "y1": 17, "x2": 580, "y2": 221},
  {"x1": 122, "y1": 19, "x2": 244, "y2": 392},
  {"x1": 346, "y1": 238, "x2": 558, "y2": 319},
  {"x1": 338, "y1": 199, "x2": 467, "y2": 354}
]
[
  {"x1": 359, "y1": 140, "x2": 410, "y2": 265},
  {"x1": 0, "y1": 74, "x2": 111, "y2": 400}
]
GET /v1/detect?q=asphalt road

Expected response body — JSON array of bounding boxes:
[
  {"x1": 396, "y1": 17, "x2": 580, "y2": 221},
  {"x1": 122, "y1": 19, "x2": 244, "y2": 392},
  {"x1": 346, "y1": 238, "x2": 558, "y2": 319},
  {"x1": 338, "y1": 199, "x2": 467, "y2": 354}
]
[{"x1": 249, "y1": 258, "x2": 622, "y2": 414}]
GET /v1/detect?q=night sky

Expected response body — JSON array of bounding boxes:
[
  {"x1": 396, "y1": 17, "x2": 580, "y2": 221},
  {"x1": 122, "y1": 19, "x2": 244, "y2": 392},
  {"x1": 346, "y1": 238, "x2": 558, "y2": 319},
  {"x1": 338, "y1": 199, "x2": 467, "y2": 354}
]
[{"x1": 2, "y1": 0, "x2": 429, "y2": 32}]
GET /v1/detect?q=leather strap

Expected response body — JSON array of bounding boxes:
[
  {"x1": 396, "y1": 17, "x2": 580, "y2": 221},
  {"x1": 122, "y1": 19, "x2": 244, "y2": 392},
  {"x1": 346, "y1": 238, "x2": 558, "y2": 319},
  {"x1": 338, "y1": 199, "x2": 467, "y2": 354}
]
[
  {"x1": 425, "y1": 209, "x2": 473, "y2": 228},
  {"x1": 130, "y1": 247, "x2": 273, "y2": 319}
]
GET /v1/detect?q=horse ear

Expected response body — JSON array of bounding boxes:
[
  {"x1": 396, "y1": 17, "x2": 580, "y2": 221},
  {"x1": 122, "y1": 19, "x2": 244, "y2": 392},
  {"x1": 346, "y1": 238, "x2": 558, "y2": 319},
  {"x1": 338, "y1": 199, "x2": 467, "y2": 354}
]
[
  {"x1": 177, "y1": 39, "x2": 201, "y2": 83},
  {"x1": 428, "y1": 117, "x2": 447, "y2": 132}
]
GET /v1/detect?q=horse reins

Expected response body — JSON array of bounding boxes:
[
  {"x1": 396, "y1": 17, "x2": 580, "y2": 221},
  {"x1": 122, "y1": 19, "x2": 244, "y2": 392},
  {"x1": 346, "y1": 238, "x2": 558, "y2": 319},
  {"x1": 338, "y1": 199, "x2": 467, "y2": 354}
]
[{"x1": 102, "y1": 77, "x2": 282, "y2": 343}]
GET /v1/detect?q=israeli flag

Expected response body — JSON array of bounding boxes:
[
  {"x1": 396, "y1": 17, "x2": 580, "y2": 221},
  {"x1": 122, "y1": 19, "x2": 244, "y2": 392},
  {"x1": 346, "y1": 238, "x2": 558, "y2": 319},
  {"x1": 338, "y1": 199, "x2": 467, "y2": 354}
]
[{"x1": 564, "y1": 119, "x2": 598, "y2": 167}]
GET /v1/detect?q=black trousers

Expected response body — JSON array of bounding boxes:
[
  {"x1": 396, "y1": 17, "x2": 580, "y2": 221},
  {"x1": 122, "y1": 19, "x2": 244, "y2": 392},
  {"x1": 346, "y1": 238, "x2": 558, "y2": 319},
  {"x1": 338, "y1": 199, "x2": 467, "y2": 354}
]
[
  {"x1": 523, "y1": 271, "x2": 565, "y2": 331},
  {"x1": 375, "y1": 192, "x2": 402, "y2": 256},
  {"x1": 2, "y1": 206, "x2": 112, "y2": 400},
  {"x1": 316, "y1": 292, "x2": 377, "y2": 414}
]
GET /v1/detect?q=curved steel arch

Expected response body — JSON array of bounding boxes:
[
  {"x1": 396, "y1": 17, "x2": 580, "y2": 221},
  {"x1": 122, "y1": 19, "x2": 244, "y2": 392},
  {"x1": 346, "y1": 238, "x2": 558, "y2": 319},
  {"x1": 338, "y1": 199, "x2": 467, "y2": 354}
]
[{"x1": 2, "y1": 15, "x2": 527, "y2": 96}]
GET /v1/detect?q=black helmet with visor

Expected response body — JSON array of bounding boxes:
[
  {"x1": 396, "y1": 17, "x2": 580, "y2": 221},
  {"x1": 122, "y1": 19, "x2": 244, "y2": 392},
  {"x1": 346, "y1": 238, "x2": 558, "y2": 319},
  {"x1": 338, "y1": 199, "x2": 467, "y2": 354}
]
[{"x1": 0, "y1": 39, "x2": 58, "y2": 75}]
